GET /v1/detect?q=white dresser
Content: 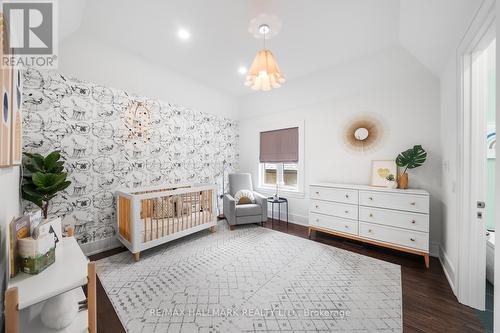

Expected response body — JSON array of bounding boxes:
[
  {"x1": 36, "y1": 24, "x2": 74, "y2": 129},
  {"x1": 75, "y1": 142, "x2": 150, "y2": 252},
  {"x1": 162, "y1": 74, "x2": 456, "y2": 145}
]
[{"x1": 309, "y1": 183, "x2": 430, "y2": 267}]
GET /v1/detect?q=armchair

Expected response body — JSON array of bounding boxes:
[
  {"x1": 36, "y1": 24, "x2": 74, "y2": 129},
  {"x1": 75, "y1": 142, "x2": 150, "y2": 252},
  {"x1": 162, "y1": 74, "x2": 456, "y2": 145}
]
[{"x1": 223, "y1": 173, "x2": 267, "y2": 229}]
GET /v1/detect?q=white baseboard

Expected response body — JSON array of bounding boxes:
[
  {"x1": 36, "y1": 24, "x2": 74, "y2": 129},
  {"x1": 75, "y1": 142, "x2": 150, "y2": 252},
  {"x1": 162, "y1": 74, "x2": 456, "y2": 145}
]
[
  {"x1": 267, "y1": 210, "x2": 308, "y2": 226},
  {"x1": 439, "y1": 245, "x2": 457, "y2": 296},
  {"x1": 79, "y1": 236, "x2": 122, "y2": 256}
]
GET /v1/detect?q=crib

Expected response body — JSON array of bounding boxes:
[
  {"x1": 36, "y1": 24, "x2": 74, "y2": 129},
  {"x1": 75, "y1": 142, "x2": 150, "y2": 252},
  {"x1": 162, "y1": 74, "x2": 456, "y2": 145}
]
[{"x1": 115, "y1": 184, "x2": 217, "y2": 261}]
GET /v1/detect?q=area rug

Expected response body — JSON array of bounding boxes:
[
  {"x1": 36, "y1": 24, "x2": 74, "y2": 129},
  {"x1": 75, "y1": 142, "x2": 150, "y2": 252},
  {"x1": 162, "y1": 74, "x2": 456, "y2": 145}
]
[{"x1": 96, "y1": 221, "x2": 402, "y2": 332}]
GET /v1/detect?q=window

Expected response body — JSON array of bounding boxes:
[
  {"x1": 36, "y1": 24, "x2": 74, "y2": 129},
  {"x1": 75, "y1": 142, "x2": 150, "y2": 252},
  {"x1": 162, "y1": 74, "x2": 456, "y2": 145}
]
[
  {"x1": 259, "y1": 125, "x2": 302, "y2": 193},
  {"x1": 260, "y1": 162, "x2": 299, "y2": 190}
]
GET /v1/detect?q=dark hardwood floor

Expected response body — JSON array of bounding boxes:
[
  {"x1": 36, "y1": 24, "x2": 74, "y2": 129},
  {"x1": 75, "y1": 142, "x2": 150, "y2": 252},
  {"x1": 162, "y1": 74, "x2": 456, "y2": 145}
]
[{"x1": 88, "y1": 219, "x2": 485, "y2": 333}]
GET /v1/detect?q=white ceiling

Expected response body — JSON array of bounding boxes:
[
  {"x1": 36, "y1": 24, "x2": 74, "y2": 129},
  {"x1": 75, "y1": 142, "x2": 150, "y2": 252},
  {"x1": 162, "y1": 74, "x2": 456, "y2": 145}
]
[{"x1": 60, "y1": 0, "x2": 481, "y2": 97}]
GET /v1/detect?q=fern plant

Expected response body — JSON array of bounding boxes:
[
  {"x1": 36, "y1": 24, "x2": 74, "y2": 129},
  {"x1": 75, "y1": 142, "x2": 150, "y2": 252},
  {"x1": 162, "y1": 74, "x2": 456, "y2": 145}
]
[
  {"x1": 22, "y1": 151, "x2": 71, "y2": 219},
  {"x1": 395, "y1": 145, "x2": 427, "y2": 174}
]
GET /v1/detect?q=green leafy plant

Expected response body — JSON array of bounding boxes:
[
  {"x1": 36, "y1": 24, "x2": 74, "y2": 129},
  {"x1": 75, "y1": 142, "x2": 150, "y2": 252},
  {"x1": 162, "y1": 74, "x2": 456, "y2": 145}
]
[
  {"x1": 396, "y1": 145, "x2": 427, "y2": 174},
  {"x1": 22, "y1": 151, "x2": 71, "y2": 219},
  {"x1": 386, "y1": 174, "x2": 395, "y2": 182}
]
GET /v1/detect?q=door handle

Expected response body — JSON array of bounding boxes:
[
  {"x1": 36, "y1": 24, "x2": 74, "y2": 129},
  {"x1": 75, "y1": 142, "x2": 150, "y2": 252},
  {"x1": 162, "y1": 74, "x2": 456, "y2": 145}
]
[{"x1": 477, "y1": 201, "x2": 486, "y2": 209}]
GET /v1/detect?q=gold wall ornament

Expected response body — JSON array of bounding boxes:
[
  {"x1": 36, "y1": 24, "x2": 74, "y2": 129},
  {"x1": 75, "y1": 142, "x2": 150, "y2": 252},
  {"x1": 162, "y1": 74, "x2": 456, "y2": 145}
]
[
  {"x1": 124, "y1": 101, "x2": 151, "y2": 143},
  {"x1": 342, "y1": 113, "x2": 385, "y2": 153}
]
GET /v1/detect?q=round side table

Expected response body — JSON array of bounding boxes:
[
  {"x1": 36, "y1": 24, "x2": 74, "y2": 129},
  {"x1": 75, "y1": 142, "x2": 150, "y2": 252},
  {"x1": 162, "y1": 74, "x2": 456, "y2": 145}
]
[{"x1": 267, "y1": 197, "x2": 288, "y2": 228}]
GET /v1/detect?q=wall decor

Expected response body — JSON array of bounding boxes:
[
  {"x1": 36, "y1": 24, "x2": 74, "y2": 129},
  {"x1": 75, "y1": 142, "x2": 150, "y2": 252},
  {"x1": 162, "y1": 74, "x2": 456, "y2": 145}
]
[
  {"x1": 0, "y1": 58, "x2": 12, "y2": 167},
  {"x1": 487, "y1": 123, "x2": 496, "y2": 159},
  {"x1": 370, "y1": 160, "x2": 397, "y2": 187},
  {"x1": 22, "y1": 69, "x2": 239, "y2": 252},
  {"x1": 10, "y1": 67, "x2": 23, "y2": 165},
  {"x1": 342, "y1": 113, "x2": 385, "y2": 153}
]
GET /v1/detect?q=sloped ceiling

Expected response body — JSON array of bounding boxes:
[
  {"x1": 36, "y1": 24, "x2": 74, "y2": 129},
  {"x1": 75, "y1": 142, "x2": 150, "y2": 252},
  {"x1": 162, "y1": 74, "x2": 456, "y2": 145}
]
[
  {"x1": 399, "y1": 0, "x2": 483, "y2": 76},
  {"x1": 58, "y1": 0, "x2": 483, "y2": 95}
]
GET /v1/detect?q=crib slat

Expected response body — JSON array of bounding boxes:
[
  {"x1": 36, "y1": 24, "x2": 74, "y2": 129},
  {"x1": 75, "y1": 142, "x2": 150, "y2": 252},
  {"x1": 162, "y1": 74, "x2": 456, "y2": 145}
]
[
  {"x1": 202, "y1": 191, "x2": 206, "y2": 224},
  {"x1": 149, "y1": 199, "x2": 153, "y2": 241},
  {"x1": 181, "y1": 194, "x2": 185, "y2": 231},
  {"x1": 142, "y1": 200, "x2": 146, "y2": 242},
  {"x1": 189, "y1": 193, "x2": 193, "y2": 228},
  {"x1": 166, "y1": 196, "x2": 170, "y2": 235},
  {"x1": 208, "y1": 190, "x2": 212, "y2": 222},
  {"x1": 161, "y1": 197, "x2": 165, "y2": 237},
  {"x1": 155, "y1": 198, "x2": 159, "y2": 239}
]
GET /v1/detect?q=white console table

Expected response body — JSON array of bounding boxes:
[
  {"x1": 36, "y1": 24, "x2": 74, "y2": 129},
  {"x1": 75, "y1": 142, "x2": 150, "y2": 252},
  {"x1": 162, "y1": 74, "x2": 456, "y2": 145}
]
[
  {"x1": 309, "y1": 183, "x2": 430, "y2": 268},
  {"x1": 5, "y1": 235, "x2": 96, "y2": 333}
]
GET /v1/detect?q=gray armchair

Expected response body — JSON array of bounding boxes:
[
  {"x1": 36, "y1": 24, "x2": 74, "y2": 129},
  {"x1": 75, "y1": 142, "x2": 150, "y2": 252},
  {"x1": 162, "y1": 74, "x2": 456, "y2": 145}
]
[{"x1": 223, "y1": 173, "x2": 267, "y2": 229}]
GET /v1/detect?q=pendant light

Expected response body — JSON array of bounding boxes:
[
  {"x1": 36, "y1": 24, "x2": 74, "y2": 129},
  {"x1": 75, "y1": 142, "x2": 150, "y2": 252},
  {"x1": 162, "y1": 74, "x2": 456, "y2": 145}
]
[{"x1": 245, "y1": 24, "x2": 285, "y2": 91}]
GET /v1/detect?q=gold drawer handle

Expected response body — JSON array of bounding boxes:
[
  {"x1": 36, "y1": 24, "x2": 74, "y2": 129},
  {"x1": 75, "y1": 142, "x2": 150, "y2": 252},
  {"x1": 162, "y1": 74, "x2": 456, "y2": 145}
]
[
  {"x1": 410, "y1": 238, "x2": 416, "y2": 242},
  {"x1": 315, "y1": 205, "x2": 319, "y2": 209},
  {"x1": 345, "y1": 210, "x2": 349, "y2": 214},
  {"x1": 368, "y1": 229, "x2": 373, "y2": 233},
  {"x1": 410, "y1": 202, "x2": 416, "y2": 206},
  {"x1": 316, "y1": 191, "x2": 320, "y2": 195},
  {"x1": 345, "y1": 194, "x2": 349, "y2": 198},
  {"x1": 369, "y1": 213, "x2": 373, "y2": 218},
  {"x1": 345, "y1": 225, "x2": 349, "y2": 229},
  {"x1": 368, "y1": 197, "x2": 373, "y2": 201},
  {"x1": 411, "y1": 220, "x2": 416, "y2": 224}
]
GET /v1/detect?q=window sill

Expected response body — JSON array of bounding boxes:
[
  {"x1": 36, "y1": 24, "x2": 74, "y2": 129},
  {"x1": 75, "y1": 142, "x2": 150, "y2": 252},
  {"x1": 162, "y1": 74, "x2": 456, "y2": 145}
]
[{"x1": 255, "y1": 187, "x2": 305, "y2": 199}]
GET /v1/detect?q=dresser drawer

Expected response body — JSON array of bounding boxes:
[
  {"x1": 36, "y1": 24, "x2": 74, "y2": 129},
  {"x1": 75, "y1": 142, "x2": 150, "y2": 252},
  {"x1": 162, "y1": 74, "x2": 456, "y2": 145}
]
[
  {"x1": 310, "y1": 186, "x2": 358, "y2": 204},
  {"x1": 359, "y1": 190, "x2": 429, "y2": 213},
  {"x1": 310, "y1": 200, "x2": 358, "y2": 220},
  {"x1": 309, "y1": 213, "x2": 358, "y2": 236},
  {"x1": 359, "y1": 222, "x2": 429, "y2": 252},
  {"x1": 359, "y1": 207, "x2": 429, "y2": 232}
]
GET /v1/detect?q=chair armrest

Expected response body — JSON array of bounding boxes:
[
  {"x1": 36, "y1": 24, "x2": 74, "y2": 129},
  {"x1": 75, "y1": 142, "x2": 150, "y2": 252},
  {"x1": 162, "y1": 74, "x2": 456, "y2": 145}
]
[
  {"x1": 223, "y1": 194, "x2": 236, "y2": 225},
  {"x1": 253, "y1": 192, "x2": 268, "y2": 222}
]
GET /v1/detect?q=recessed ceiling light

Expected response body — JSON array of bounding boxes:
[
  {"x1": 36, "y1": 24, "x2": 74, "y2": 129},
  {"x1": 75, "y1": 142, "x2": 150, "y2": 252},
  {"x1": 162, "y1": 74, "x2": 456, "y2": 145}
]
[
  {"x1": 238, "y1": 66, "x2": 247, "y2": 75},
  {"x1": 177, "y1": 28, "x2": 191, "y2": 40}
]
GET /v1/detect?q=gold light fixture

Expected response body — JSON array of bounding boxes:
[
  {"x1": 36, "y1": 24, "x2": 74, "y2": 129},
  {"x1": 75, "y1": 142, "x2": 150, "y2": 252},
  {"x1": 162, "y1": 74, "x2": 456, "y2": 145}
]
[{"x1": 245, "y1": 24, "x2": 285, "y2": 91}]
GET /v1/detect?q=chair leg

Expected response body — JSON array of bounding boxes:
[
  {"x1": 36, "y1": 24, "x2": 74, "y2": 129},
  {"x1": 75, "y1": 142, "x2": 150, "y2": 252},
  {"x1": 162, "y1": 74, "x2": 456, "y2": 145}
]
[{"x1": 229, "y1": 225, "x2": 235, "y2": 231}]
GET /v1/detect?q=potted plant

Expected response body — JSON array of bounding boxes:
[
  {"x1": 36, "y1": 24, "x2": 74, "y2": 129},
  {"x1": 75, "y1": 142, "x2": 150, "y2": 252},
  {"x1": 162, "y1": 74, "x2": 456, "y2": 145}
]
[
  {"x1": 22, "y1": 151, "x2": 71, "y2": 219},
  {"x1": 385, "y1": 174, "x2": 398, "y2": 189},
  {"x1": 395, "y1": 145, "x2": 427, "y2": 189}
]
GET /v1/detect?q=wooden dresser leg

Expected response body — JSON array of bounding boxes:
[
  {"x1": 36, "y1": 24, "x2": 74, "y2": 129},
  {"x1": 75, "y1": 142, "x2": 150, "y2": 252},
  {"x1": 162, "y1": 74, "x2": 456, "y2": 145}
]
[
  {"x1": 87, "y1": 262, "x2": 97, "y2": 333},
  {"x1": 424, "y1": 254, "x2": 430, "y2": 268},
  {"x1": 229, "y1": 225, "x2": 235, "y2": 231},
  {"x1": 133, "y1": 252, "x2": 140, "y2": 262},
  {"x1": 308, "y1": 228, "x2": 312, "y2": 238},
  {"x1": 5, "y1": 287, "x2": 19, "y2": 333},
  {"x1": 210, "y1": 226, "x2": 216, "y2": 233}
]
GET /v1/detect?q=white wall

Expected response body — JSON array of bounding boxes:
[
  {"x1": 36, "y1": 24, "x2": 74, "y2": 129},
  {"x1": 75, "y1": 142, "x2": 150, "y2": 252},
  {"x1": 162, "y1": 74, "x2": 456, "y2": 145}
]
[
  {"x1": 238, "y1": 46, "x2": 442, "y2": 255},
  {"x1": 439, "y1": 55, "x2": 459, "y2": 291},
  {"x1": 58, "y1": 33, "x2": 238, "y2": 119}
]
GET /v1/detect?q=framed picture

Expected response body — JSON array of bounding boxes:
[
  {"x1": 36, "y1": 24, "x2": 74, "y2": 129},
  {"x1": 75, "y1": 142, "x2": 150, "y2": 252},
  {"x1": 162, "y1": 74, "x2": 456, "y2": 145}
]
[
  {"x1": 0, "y1": 63, "x2": 12, "y2": 167},
  {"x1": 371, "y1": 160, "x2": 397, "y2": 187},
  {"x1": 487, "y1": 123, "x2": 496, "y2": 159},
  {"x1": 10, "y1": 67, "x2": 22, "y2": 165}
]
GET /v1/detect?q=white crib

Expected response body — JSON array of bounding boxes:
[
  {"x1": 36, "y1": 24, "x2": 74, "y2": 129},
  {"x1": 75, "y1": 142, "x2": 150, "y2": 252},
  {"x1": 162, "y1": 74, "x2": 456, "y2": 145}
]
[{"x1": 115, "y1": 184, "x2": 217, "y2": 261}]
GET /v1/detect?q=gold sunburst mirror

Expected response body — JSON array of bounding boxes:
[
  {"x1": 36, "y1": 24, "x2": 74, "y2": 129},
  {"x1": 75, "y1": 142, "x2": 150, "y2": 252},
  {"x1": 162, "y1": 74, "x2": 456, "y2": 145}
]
[{"x1": 342, "y1": 113, "x2": 385, "y2": 153}]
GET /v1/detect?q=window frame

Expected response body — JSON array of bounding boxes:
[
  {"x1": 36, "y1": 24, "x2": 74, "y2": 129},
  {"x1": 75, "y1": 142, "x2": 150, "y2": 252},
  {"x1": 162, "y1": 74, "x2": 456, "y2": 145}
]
[{"x1": 256, "y1": 120, "x2": 305, "y2": 197}]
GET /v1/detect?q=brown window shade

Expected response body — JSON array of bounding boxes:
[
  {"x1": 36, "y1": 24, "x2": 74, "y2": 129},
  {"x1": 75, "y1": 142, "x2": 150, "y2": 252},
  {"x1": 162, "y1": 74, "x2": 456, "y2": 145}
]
[{"x1": 260, "y1": 127, "x2": 298, "y2": 163}]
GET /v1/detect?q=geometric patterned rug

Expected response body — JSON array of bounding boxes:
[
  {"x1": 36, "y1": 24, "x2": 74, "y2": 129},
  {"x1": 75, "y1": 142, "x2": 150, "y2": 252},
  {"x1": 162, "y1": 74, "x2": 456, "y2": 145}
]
[{"x1": 96, "y1": 221, "x2": 402, "y2": 332}]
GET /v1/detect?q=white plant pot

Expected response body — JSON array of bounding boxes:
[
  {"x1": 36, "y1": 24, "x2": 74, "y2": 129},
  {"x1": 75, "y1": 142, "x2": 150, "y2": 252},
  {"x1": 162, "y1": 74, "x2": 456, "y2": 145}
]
[
  {"x1": 385, "y1": 180, "x2": 398, "y2": 189},
  {"x1": 40, "y1": 290, "x2": 78, "y2": 329}
]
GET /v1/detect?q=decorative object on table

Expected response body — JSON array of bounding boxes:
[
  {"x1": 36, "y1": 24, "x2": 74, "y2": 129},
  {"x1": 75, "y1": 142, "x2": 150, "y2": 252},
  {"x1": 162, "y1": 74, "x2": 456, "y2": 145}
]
[
  {"x1": 385, "y1": 174, "x2": 398, "y2": 189},
  {"x1": 274, "y1": 180, "x2": 283, "y2": 200},
  {"x1": 267, "y1": 196, "x2": 289, "y2": 228},
  {"x1": 9, "y1": 216, "x2": 30, "y2": 277},
  {"x1": 32, "y1": 217, "x2": 62, "y2": 248},
  {"x1": 18, "y1": 233, "x2": 55, "y2": 274},
  {"x1": 0, "y1": 56, "x2": 12, "y2": 167},
  {"x1": 26, "y1": 209, "x2": 42, "y2": 238},
  {"x1": 395, "y1": 145, "x2": 427, "y2": 189},
  {"x1": 370, "y1": 160, "x2": 397, "y2": 187},
  {"x1": 234, "y1": 189, "x2": 255, "y2": 205},
  {"x1": 124, "y1": 100, "x2": 152, "y2": 143},
  {"x1": 342, "y1": 113, "x2": 385, "y2": 153},
  {"x1": 10, "y1": 67, "x2": 23, "y2": 165},
  {"x1": 40, "y1": 290, "x2": 79, "y2": 330},
  {"x1": 21, "y1": 151, "x2": 71, "y2": 219},
  {"x1": 487, "y1": 123, "x2": 496, "y2": 159}
]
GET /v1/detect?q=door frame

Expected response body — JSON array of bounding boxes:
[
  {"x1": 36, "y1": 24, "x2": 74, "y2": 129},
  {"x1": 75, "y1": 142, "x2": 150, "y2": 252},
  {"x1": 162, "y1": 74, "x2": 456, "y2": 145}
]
[{"x1": 457, "y1": 0, "x2": 495, "y2": 310}]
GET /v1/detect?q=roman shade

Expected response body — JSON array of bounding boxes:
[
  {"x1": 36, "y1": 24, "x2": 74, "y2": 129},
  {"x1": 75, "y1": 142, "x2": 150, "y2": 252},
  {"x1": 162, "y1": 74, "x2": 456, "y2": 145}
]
[{"x1": 260, "y1": 127, "x2": 298, "y2": 163}]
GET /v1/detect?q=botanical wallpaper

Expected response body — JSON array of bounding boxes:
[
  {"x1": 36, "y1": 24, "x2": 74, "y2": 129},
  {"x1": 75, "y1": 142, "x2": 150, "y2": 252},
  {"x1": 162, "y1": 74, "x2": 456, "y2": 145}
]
[{"x1": 22, "y1": 69, "x2": 238, "y2": 248}]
